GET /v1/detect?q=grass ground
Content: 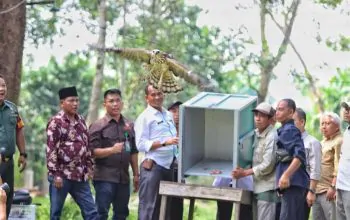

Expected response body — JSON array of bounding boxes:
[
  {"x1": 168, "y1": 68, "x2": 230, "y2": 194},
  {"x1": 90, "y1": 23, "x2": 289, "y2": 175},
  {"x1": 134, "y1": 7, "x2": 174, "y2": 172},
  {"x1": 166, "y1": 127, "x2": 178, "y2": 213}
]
[
  {"x1": 31, "y1": 176, "x2": 313, "y2": 219},
  {"x1": 32, "y1": 176, "x2": 220, "y2": 219},
  {"x1": 32, "y1": 193, "x2": 218, "y2": 220}
]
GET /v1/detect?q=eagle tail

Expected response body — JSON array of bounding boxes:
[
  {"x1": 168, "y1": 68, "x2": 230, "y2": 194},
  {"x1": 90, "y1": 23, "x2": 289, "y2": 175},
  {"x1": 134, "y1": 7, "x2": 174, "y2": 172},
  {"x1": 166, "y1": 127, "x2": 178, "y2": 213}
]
[{"x1": 149, "y1": 71, "x2": 182, "y2": 94}]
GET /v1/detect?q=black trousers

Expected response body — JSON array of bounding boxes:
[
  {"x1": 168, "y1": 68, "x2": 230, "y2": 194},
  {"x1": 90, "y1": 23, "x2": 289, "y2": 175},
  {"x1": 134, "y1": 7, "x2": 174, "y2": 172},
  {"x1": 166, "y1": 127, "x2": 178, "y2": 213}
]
[
  {"x1": 0, "y1": 158, "x2": 14, "y2": 218},
  {"x1": 303, "y1": 192, "x2": 311, "y2": 220},
  {"x1": 279, "y1": 186, "x2": 306, "y2": 220},
  {"x1": 216, "y1": 200, "x2": 253, "y2": 220},
  {"x1": 169, "y1": 166, "x2": 184, "y2": 220}
]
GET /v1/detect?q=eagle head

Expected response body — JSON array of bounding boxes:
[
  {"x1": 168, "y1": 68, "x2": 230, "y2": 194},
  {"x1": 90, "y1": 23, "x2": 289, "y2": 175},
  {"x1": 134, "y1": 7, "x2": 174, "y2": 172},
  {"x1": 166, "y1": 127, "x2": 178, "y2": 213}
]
[{"x1": 151, "y1": 49, "x2": 160, "y2": 55}]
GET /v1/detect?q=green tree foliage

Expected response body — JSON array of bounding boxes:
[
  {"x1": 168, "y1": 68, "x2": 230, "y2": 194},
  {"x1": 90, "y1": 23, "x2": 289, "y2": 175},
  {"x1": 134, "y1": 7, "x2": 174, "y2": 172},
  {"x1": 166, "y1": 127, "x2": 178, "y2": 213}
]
[
  {"x1": 294, "y1": 68, "x2": 350, "y2": 139},
  {"x1": 19, "y1": 53, "x2": 94, "y2": 186},
  {"x1": 316, "y1": 0, "x2": 343, "y2": 7},
  {"x1": 26, "y1": 0, "x2": 66, "y2": 45},
  {"x1": 326, "y1": 35, "x2": 350, "y2": 51},
  {"x1": 319, "y1": 68, "x2": 350, "y2": 112},
  {"x1": 26, "y1": 0, "x2": 123, "y2": 46}
]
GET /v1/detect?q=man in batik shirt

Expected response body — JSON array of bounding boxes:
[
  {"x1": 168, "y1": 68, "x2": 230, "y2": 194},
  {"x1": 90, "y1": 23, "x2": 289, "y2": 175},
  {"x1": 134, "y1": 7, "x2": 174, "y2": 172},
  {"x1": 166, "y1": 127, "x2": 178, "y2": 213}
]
[{"x1": 46, "y1": 86, "x2": 98, "y2": 220}]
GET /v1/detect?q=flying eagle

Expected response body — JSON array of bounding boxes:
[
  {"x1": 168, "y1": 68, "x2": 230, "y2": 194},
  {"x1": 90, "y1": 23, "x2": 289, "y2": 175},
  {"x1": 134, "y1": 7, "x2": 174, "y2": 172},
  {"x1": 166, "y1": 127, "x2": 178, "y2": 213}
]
[{"x1": 93, "y1": 47, "x2": 215, "y2": 93}]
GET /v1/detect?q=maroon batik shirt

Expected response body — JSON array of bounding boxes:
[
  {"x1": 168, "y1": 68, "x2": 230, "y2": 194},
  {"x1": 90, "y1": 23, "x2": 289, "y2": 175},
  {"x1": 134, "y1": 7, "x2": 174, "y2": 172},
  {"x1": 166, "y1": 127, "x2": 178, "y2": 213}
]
[{"x1": 46, "y1": 110, "x2": 94, "y2": 181}]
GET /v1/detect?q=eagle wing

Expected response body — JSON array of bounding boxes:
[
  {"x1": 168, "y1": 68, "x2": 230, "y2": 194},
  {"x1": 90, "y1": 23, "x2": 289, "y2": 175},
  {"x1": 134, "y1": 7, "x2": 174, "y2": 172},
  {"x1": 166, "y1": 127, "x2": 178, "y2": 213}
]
[
  {"x1": 166, "y1": 58, "x2": 190, "y2": 77},
  {"x1": 94, "y1": 47, "x2": 152, "y2": 63},
  {"x1": 166, "y1": 58, "x2": 216, "y2": 90},
  {"x1": 166, "y1": 58, "x2": 201, "y2": 85}
]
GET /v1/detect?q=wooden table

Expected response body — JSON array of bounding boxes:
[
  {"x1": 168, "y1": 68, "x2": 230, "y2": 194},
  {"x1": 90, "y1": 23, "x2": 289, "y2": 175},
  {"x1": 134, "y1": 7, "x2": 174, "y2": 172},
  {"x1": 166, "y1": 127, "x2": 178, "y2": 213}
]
[{"x1": 158, "y1": 181, "x2": 252, "y2": 220}]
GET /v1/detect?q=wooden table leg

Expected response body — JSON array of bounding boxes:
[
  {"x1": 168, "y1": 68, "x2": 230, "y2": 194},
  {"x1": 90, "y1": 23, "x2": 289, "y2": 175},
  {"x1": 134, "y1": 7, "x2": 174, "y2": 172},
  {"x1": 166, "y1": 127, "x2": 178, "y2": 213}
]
[
  {"x1": 188, "y1": 198, "x2": 195, "y2": 220},
  {"x1": 159, "y1": 195, "x2": 168, "y2": 220},
  {"x1": 233, "y1": 203, "x2": 240, "y2": 220}
]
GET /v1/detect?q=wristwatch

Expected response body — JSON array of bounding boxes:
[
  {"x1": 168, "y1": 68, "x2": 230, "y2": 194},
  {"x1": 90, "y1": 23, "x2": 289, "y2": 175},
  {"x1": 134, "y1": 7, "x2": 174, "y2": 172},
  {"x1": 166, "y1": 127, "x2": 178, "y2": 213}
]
[
  {"x1": 331, "y1": 184, "x2": 336, "y2": 190},
  {"x1": 162, "y1": 142, "x2": 166, "y2": 147},
  {"x1": 20, "y1": 152, "x2": 27, "y2": 158},
  {"x1": 308, "y1": 188, "x2": 316, "y2": 194}
]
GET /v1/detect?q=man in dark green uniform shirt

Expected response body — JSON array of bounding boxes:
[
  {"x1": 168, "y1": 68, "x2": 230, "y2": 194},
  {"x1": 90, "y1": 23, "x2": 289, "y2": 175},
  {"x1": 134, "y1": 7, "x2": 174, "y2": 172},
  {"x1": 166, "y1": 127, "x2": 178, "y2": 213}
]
[{"x1": 0, "y1": 74, "x2": 27, "y2": 217}]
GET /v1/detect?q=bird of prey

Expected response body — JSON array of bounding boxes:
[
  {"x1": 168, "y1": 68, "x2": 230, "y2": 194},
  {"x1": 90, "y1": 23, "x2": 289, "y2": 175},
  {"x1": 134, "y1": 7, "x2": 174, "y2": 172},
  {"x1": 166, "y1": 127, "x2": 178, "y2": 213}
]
[{"x1": 93, "y1": 47, "x2": 212, "y2": 93}]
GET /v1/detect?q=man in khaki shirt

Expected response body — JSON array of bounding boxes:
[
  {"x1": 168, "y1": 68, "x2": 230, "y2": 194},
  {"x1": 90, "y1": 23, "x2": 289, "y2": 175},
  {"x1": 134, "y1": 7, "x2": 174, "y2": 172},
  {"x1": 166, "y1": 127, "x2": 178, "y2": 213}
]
[
  {"x1": 314, "y1": 112, "x2": 342, "y2": 220},
  {"x1": 232, "y1": 102, "x2": 278, "y2": 220}
]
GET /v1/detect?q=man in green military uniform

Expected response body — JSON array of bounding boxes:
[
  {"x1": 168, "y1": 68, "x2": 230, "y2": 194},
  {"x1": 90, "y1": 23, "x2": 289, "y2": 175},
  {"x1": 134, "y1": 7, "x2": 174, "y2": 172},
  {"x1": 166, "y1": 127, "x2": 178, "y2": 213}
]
[{"x1": 0, "y1": 74, "x2": 27, "y2": 217}]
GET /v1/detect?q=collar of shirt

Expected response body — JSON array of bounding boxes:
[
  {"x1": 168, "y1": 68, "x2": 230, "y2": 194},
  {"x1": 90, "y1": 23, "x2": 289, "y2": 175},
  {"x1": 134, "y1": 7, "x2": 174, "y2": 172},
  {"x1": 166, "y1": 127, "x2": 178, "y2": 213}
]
[
  {"x1": 283, "y1": 119, "x2": 294, "y2": 126},
  {"x1": 105, "y1": 113, "x2": 125, "y2": 123},
  {"x1": 324, "y1": 130, "x2": 341, "y2": 141},
  {"x1": 146, "y1": 104, "x2": 167, "y2": 116},
  {"x1": 104, "y1": 114, "x2": 134, "y2": 136},
  {"x1": 58, "y1": 110, "x2": 81, "y2": 123},
  {"x1": 0, "y1": 100, "x2": 14, "y2": 111},
  {"x1": 2, "y1": 101, "x2": 10, "y2": 109},
  {"x1": 256, "y1": 124, "x2": 274, "y2": 138},
  {"x1": 277, "y1": 119, "x2": 294, "y2": 133},
  {"x1": 301, "y1": 131, "x2": 308, "y2": 140}
]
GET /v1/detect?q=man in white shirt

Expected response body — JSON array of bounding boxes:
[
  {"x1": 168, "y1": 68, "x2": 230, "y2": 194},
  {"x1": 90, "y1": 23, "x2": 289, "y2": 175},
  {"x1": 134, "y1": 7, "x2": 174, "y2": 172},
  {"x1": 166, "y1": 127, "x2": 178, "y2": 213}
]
[
  {"x1": 135, "y1": 85, "x2": 179, "y2": 220},
  {"x1": 293, "y1": 108, "x2": 322, "y2": 220},
  {"x1": 336, "y1": 101, "x2": 350, "y2": 220}
]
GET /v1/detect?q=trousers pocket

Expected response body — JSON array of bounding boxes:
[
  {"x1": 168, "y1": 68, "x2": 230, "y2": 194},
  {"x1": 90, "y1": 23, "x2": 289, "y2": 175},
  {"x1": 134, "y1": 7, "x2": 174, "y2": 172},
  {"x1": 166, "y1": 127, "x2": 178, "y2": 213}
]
[{"x1": 142, "y1": 159, "x2": 154, "y2": 170}]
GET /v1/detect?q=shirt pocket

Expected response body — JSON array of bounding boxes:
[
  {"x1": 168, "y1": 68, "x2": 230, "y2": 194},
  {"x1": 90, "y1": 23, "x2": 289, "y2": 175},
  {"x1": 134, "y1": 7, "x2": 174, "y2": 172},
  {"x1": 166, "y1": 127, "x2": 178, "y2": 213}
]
[
  {"x1": 8, "y1": 113, "x2": 17, "y2": 128},
  {"x1": 151, "y1": 120, "x2": 167, "y2": 133},
  {"x1": 101, "y1": 127, "x2": 119, "y2": 143},
  {"x1": 254, "y1": 142, "x2": 265, "y2": 163},
  {"x1": 322, "y1": 146, "x2": 334, "y2": 164}
]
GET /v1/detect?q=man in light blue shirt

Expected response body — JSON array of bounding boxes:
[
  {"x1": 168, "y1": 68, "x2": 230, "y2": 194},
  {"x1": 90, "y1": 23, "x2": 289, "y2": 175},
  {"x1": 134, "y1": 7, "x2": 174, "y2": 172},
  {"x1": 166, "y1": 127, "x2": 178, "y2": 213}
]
[
  {"x1": 336, "y1": 101, "x2": 350, "y2": 220},
  {"x1": 135, "y1": 85, "x2": 179, "y2": 220},
  {"x1": 293, "y1": 108, "x2": 322, "y2": 220}
]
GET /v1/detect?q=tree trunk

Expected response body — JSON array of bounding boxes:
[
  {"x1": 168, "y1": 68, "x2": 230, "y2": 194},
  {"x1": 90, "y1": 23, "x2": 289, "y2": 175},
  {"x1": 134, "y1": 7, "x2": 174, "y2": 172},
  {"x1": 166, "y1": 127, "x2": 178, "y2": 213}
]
[
  {"x1": 86, "y1": 0, "x2": 107, "y2": 125},
  {"x1": 0, "y1": 0, "x2": 26, "y2": 104},
  {"x1": 258, "y1": 0, "x2": 271, "y2": 103},
  {"x1": 119, "y1": 0, "x2": 128, "y2": 94},
  {"x1": 258, "y1": 0, "x2": 300, "y2": 103},
  {"x1": 268, "y1": 11, "x2": 325, "y2": 112},
  {"x1": 258, "y1": 68, "x2": 271, "y2": 103}
]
